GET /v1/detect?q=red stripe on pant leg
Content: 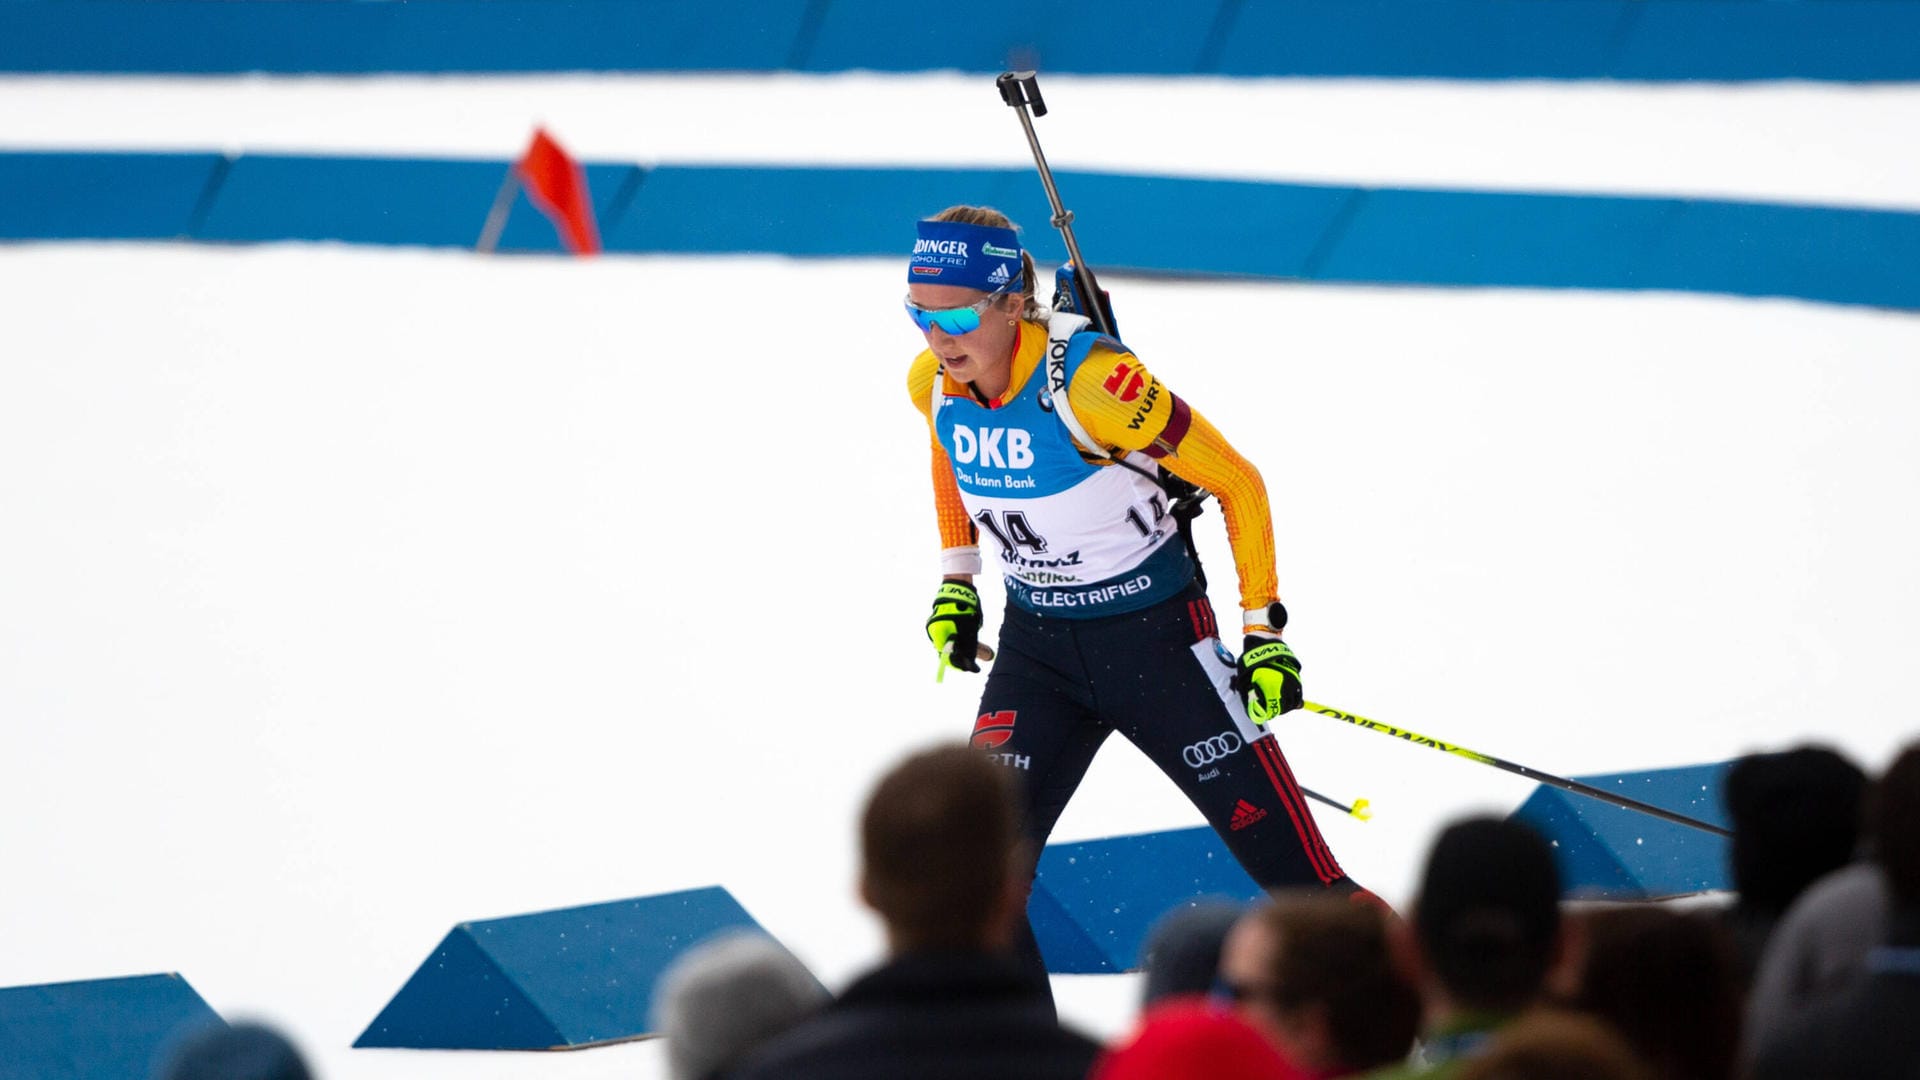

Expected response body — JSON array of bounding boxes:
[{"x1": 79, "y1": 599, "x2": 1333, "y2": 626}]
[
  {"x1": 1263, "y1": 739, "x2": 1346, "y2": 881},
  {"x1": 1249, "y1": 738, "x2": 1338, "y2": 885},
  {"x1": 1262, "y1": 740, "x2": 1338, "y2": 884},
  {"x1": 1189, "y1": 598, "x2": 1218, "y2": 644},
  {"x1": 1272, "y1": 746, "x2": 1345, "y2": 880},
  {"x1": 1251, "y1": 740, "x2": 1332, "y2": 884},
  {"x1": 1260, "y1": 739, "x2": 1342, "y2": 882}
]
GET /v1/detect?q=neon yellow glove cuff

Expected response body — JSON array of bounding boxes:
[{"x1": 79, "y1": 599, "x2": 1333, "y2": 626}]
[{"x1": 1246, "y1": 667, "x2": 1291, "y2": 724}]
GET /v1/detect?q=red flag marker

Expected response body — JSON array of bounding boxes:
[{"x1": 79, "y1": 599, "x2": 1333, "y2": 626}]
[
  {"x1": 516, "y1": 128, "x2": 599, "y2": 255},
  {"x1": 476, "y1": 127, "x2": 600, "y2": 256}
]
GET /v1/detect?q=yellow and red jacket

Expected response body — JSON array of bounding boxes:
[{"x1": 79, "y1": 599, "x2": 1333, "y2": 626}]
[{"x1": 908, "y1": 318, "x2": 1281, "y2": 623}]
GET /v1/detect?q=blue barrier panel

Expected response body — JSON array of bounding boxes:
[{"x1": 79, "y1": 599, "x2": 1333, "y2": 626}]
[
  {"x1": 195, "y1": 155, "x2": 637, "y2": 251},
  {"x1": 1309, "y1": 187, "x2": 1679, "y2": 290},
  {"x1": 0, "y1": 973, "x2": 223, "y2": 1080},
  {"x1": 1509, "y1": 762, "x2": 1732, "y2": 899},
  {"x1": 610, "y1": 167, "x2": 1353, "y2": 280},
  {"x1": 0, "y1": 1, "x2": 812, "y2": 74},
  {"x1": 356, "y1": 885, "x2": 777, "y2": 1050},
  {"x1": 0, "y1": 152, "x2": 222, "y2": 241},
  {"x1": 1217, "y1": 0, "x2": 1628, "y2": 79},
  {"x1": 1051, "y1": 172, "x2": 1356, "y2": 279},
  {"x1": 1618, "y1": 1, "x2": 1920, "y2": 82},
  {"x1": 1030, "y1": 826, "x2": 1265, "y2": 974},
  {"x1": 616, "y1": 166, "x2": 1920, "y2": 312},
  {"x1": 606, "y1": 165, "x2": 1056, "y2": 258},
  {"x1": 802, "y1": 0, "x2": 1224, "y2": 74},
  {"x1": 9, "y1": 152, "x2": 1918, "y2": 311},
  {"x1": 1639, "y1": 199, "x2": 1920, "y2": 311},
  {"x1": 12, "y1": 0, "x2": 1919, "y2": 80}
]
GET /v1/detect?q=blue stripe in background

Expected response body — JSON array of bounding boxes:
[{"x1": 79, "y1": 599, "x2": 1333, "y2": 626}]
[
  {"x1": 0, "y1": 153, "x2": 225, "y2": 241},
  {"x1": 4, "y1": 153, "x2": 1915, "y2": 311},
  {"x1": 4, "y1": 0, "x2": 1920, "y2": 81}
]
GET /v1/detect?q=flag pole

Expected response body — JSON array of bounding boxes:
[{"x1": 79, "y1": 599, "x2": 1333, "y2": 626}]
[{"x1": 475, "y1": 167, "x2": 520, "y2": 254}]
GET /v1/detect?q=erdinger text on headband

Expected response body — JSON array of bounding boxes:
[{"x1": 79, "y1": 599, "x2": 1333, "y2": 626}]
[{"x1": 907, "y1": 219, "x2": 1023, "y2": 294}]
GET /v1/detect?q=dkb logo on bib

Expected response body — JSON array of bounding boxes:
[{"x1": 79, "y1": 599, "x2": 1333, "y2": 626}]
[{"x1": 952, "y1": 425, "x2": 1035, "y2": 469}]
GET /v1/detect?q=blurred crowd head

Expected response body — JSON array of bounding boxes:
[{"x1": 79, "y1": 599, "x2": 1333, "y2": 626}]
[
  {"x1": 1222, "y1": 893, "x2": 1419, "y2": 1075},
  {"x1": 1415, "y1": 816, "x2": 1563, "y2": 1013},
  {"x1": 859, "y1": 742, "x2": 1025, "y2": 951},
  {"x1": 651, "y1": 930, "x2": 828, "y2": 1080},
  {"x1": 1724, "y1": 746, "x2": 1867, "y2": 911},
  {"x1": 160, "y1": 1022, "x2": 310, "y2": 1080}
]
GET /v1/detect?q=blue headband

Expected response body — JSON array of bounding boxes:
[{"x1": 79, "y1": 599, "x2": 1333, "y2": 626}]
[{"x1": 907, "y1": 220, "x2": 1023, "y2": 293}]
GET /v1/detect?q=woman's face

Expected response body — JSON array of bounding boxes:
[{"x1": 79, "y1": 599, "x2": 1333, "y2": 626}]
[{"x1": 908, "y1": 282, "x2": 1023, "y2": 388}]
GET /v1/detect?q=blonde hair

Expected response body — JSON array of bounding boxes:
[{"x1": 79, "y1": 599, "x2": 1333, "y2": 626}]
[{"x1": 929, "y1": 205, "x2": 1046, "y2": 322}]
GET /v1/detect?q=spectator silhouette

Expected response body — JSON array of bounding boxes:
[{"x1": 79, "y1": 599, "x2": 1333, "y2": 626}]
[
  {"x1": 1364, "y1": 817, "x2": 1569, "y2": 1079},
  {"x1": 1750, "y1": 742, "x2": 1920, "y2": 1079},
  {"x1": 1719, "y1": 746, "x2": 1868, "y2": 978},
  {"x1": 732, "y1": 743, "x2": 1100, "y2": 1080},
  {"x1": 1570, "y1": 905, "x2": 1741, "y2": 1080},
  {"x1": 1094, "y1": 999, "x2": 1307, "y2": 1080},
  {"x1": 652, "y1": 929, "x2": 828, "y2": 1080},
  {"x1": 1139, "y1": 899, "x2": 1247, "y2": 1007},
  {"x1": 1221, "y1": 893, "x2": 1419, "y2": 1076},
  {"x1": 1453, "y1": 1011, "x2": 1650, "y2": 1080},
  {"x1": 1741, "y1": 859, "x2": 1887, "y2": 1061},
  {"x1": 160, "y1": 1021, "x2": 312, "y2": 1080}
]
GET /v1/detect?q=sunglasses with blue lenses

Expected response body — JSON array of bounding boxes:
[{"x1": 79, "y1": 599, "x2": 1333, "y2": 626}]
[{"x1": 904, "y1": 284, "x2": 1014, "y2": 335}]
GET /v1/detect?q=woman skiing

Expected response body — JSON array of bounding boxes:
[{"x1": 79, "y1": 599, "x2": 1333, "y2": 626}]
[{"x1": 905, "y1": 206, "x2": 1366, "y2": 958}]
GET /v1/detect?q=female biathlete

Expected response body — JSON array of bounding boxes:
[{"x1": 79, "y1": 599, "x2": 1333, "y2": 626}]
[{"x1": 905, "y1": 206, "x2": 1367, "y2": 955}]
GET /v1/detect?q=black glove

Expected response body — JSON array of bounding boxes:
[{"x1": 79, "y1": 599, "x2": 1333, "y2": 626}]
[{"x1": 1234, "y1": 635, "x2": 1303, "y2": 724}]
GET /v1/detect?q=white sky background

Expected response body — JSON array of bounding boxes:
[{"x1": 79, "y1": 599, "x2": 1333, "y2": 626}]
[{"x1": 2, "y1": 73, "x2": 1919, "y2": 1080}]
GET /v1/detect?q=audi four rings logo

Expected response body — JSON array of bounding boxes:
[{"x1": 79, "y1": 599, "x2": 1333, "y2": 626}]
[{"x1": 1182, "y1": 732, "x2": 1243, "y2": 767}]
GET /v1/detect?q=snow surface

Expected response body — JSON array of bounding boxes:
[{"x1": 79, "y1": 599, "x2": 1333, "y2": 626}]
[
  {"x1": 2, "y1": 72, "x2": 1919, "y2": 1080},
  {"x1": 4, "y1": 74, "x2": 1920, "y2": 209}
]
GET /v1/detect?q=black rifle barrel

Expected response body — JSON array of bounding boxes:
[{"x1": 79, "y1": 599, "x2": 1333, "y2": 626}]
[{"x1": 996, "y1": 70, "x2": 1113, "y2": 338}]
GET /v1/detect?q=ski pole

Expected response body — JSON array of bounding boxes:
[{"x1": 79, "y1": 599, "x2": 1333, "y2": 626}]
[
  {"x1": 934, "y1": 642, "x2": 997, "y2": 683},
  {"x1": 1301, "y1": 701, "x2": 1731, "y2": 838},
  {"x1": 1299, "y1": 784, "x2": 1372, "y2": 821}
]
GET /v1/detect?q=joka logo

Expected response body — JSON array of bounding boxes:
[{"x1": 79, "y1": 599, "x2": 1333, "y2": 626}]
[
  {"x1": 1182, "y1": 732, "x2": 1243, "y2": 768},
  {"x1": 972, "y1": 710, "x2": 1017, "y2": 750},
  {"x1": 1229, "y1": 799, "x2": 1268, "y2": 831},
  {"x1": 987, "y1": 263, "x2": 1013, "y2": 286},
  {"x1": 1103, "y1": 361, "x2": 1145, "y2": 403},
  {"x1": 952, "y1": 425, "x2": 1035, "y2": 469}
]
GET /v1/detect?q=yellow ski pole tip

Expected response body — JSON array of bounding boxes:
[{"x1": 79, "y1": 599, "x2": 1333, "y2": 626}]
[{"x1": 1349, "y1": 798, "x2": 1373, "y2": 821}]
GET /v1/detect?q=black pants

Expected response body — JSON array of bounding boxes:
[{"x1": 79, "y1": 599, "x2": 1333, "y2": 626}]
[{"x1": 973, "y1": 581, "x2": 1353, "y2": 970}]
